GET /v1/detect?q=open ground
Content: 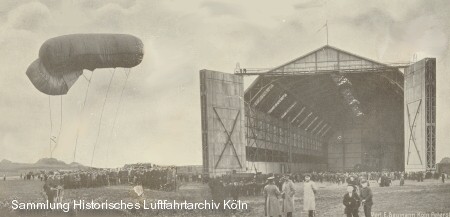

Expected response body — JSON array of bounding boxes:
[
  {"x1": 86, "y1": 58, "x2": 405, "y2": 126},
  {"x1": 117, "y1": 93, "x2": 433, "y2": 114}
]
[{"x1": 1, "y1": 178, "x2": 449, "y2": 217}]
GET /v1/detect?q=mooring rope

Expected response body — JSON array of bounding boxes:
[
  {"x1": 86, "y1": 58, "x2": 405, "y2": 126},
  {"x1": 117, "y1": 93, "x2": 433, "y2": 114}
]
[
  {"x1": 48, "y1": 96, "x2": 53, "y2": 158},
  {"x1": 105, "y1": 68, "x2": 131, "y2": 166},
  {"x1": 51, "y1": 96, "x2": 63, "y2": 156},
  {"x1": 91, "y1": 69, "x2": 116, "y2": 167},
  {"x1": 73, "y1": 71, "x2": 94, "y2": 163}
]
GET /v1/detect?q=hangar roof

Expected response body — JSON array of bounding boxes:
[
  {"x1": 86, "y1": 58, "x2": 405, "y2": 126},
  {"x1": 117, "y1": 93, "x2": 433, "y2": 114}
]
[{"x1": 244, "y1": 45, "x2": 404, "y2": 138}]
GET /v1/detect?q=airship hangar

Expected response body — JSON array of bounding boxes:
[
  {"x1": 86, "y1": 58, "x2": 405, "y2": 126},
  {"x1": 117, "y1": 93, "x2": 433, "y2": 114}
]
[{"x1": 200, "y1": 45, "x2": 436, "y2": 176}]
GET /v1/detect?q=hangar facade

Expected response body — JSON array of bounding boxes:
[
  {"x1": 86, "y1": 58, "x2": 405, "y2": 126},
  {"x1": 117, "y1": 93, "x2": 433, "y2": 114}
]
[{"x1": 200, "y1": 45, "x2": 436, "y2": 176}]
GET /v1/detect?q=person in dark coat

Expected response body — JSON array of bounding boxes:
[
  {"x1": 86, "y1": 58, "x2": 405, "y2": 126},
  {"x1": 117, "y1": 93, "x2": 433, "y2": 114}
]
[
  {"x1": 230, "y1": 181, "x2": 240, "y2": 201},
  {"x1": 209, "y1": 179, "x2": 226, "y2": 211},
  {"x1": 43, "y1": 172, "x2": 58, "y2": 204},
  {"x1": 418, "y1": 171, "x2": 424, "y2": 182},
  {"x1": 347, "y1": 175, "x2": 360, "y2": 194},
  {"x1": 230, "y1": 181, "x2": 240, "y2": 214},
  {"x1": 343, "y1": 185, "x2": 360, "y2": 217},
  {"x1": 360, "y1": 180, "x2": 373, "y2": 217}
]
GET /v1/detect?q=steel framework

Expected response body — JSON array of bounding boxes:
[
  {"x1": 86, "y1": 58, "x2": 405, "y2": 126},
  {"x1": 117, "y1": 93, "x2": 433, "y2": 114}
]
[
  {"x1": 245, "y1": 103, "x2": 326, "y2": 172},
  {"x1": 201, "y1": 45, "x2": 436, "y2": 174},
  {"x1": 425, "y1": 60, "x2": 436, "y2": 170}
]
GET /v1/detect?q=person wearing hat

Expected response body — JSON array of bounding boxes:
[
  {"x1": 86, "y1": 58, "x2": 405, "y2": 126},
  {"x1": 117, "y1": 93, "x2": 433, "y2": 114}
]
[
  {"x1": 281, "y1": 175, "x2": 295, "y2": 217},
  {"x1": 360, "y1": 179, "x2": 373, "y2": 217},
  {"x1": 347, "y1": 175, "x2": 360, "y2": 195},
  {"x1": 347, "y1": 175, "x2": 358, "y2": 187},
  {"x1": 277, "y1": 176, "x2": 284, "y2": 191},
  {"x1": 343, "y1": 185, "x2": 360, "y2": 217},
  {"x1": 303, "y1": 174, "x2": 317, "y2": 217},
  {"x1": 264, "y1": 177, "x2": 281, "y2": 217}
]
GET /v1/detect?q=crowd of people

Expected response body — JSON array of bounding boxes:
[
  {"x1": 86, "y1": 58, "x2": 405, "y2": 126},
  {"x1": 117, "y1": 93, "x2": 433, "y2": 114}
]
[
  {"x1": 287, "y1": 170, "x2": 444, "y2": 184},
  {"x1": 6, "y1": 166, "x2": 448, "y2": 216},
  {"x1": 26, "y1": 165, "x2": 177, "y2": 204},
  {"x1": 206, "y1": 169, "x2": 448, "y2": 217},
  {"x1": 18, "y1": 166, "x2": 176, "y2": 189}
]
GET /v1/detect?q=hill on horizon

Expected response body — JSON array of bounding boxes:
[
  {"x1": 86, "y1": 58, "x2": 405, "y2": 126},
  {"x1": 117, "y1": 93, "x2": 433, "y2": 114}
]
[{"x1": 0, "y1": 157, "x2": 87, "y2": 173}]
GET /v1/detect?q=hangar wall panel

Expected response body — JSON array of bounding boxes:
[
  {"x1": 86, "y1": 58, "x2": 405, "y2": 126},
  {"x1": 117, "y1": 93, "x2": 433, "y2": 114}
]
[
  {"x1": 404, "y1": 58, "x2": 436, "y2": 171},
  {"x1": 200, "y1": 70, "x2": 246, "y2": 177}
]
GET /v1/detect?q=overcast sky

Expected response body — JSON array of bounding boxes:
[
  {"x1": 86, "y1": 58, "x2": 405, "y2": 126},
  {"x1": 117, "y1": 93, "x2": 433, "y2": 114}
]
[{"x1": 0, "y1": 0, "x2": 449, "y2": 167}]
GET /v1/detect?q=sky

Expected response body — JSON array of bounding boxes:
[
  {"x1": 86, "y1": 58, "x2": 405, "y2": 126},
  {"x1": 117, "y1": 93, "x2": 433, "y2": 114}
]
[{"x1": 0, "y1": 0, "x2": 449, "y2": 168}]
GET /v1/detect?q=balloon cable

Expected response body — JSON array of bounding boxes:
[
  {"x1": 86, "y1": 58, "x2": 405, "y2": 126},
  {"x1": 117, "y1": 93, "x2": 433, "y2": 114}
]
[
  {"x1": 73, "y1": 71, "x2": 94, "y2": 163},
  {"x1": 106, "y1": 68, "x2": 131, "y2": 167},
  {"x1": 91, "y1": 69, "x2": 116, "y2": 167},
  {"x1": 51, "y1": 96, "x2": 63, "y2": 156},
  {"x1": 48, "y1": 96, "x2": 53, "y2": 158}
]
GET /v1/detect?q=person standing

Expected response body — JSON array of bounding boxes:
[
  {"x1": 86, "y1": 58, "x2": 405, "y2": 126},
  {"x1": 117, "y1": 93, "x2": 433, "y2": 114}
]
[
  {"x1": 343, "y1": 185, "x2": 360, "y2": 217},
  {"x1": 347, "y1": 175, "x2": 358, "y2": 187},
  {"x1": 53, "y1": 172, "x2": 64, "y2": 203},
  {"x1": 347, "y1": 175, "x2": 361, "y2": 194},
  {"x1": 230, "y1": 181, "x2": 240, "y2": 214},
  {"x1": 360, "y1": 180, "x2": 373, "y2": 217},
  {"x1": 43, "y1": 172, "x2": 58, "y2": 204},
  {"x1": 399, "y1": 174, "x2": 405, "y2": 186},
  {"x1": 442, "y1": 173, "x2": 446, "y2": 183},
  {"x1": 281, "y1": 175, "x2": 295, "y2": 217},
  {"x1": 210, "y1": 178, "x2": 226, "y2": 211},
  {"x1": 264, "y1": 177, "x2": 281, "y2": 217},
  {"x1": 303, "y1": 174, "x2": 317, "y2": 217}
]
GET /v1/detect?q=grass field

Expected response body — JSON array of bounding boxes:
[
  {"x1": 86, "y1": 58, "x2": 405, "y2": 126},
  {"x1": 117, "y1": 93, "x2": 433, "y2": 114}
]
[{"x1": 1, "y1": 178, "x2": 449, "y2": 217}]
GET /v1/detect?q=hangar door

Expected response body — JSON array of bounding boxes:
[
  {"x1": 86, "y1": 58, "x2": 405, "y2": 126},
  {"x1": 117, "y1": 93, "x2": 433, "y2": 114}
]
[
  {"x1": 404, "y1": 58, "x2": 436, "y2": 171},
  {"x1": 200, "y1": 70, "x2": 246, "y2": 176}
]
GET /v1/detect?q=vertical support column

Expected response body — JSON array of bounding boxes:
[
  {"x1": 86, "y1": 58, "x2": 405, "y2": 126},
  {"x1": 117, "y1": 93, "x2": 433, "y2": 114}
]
[
  {"x1": 200, "y1": 72, "x2": 209, "y2": 174},
  {"x1": 425, "y1": 59, "x2": 436, "y2": 170},
  {"x1": 404, "y1": 58, "x2": 436, "y2": 172}
]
